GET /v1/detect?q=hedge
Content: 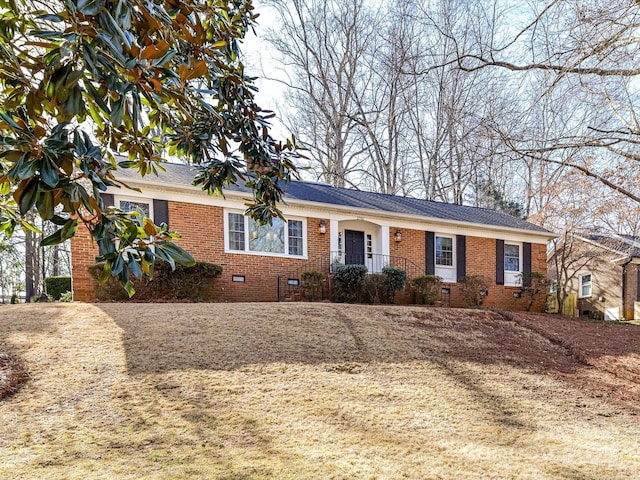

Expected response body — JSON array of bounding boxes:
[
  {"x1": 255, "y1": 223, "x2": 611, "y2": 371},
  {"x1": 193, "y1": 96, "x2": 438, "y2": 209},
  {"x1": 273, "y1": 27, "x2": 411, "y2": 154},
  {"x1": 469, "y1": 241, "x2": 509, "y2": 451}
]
[
  {"x1": 88, "y1": 261, "x2": 223, "y2": 302},
  {"x1": 44, "y1": 276, "x2": 71, "y2": 300}
]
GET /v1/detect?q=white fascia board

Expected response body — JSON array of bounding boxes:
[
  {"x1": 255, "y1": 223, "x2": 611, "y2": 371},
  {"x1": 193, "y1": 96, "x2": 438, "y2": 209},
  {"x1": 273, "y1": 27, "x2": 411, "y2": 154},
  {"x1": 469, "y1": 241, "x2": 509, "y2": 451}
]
[{"x1": 108, "y1": 179, "x2": 555, "y2": 244}]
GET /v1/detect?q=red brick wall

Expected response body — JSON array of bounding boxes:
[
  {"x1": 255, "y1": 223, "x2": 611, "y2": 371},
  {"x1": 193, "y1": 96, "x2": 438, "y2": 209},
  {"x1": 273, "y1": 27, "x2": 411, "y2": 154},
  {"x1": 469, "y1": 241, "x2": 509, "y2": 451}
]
[
  {"x1": 70, "y1": 223, "x2": 100, "y2": 302},
  {"x1": 168, "y1": 201, "x2": 330, "y2": 301},
  {"x1": 71, "y1": 201, "x2": 331, "y2": 302},
  {"x1": 389, "y1": 227, "x2": 425, "y2": 276},
  {"x1": 71, "y1": 200, "x2": 547, "y2": 310},
  {"x1": 388, "y1": 232, "x2": 547, "y2": 311}
]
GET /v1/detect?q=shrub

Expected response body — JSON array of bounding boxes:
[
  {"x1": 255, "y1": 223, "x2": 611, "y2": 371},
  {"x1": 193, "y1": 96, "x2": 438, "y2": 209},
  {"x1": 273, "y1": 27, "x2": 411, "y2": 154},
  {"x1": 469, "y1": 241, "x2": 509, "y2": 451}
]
[
  {"x1": 153, "y1": 262, "x2": 223, "y2": 300},
  {"x1": 411, "y1": 275, "x2": 442, "y2": 305},
  {"x1": 59, "y1": 291, "x2": 73, "y2": 303},
  {"x1": 363, "y1": 273, "x2": 387, "y2": 304},
  {"x1": 458, "y1": 275, "x2": 490, "y2": 307},
  {"x1": 44, "y1": 276, "x2": 71, "y2": 300},
  {"x1": 519, "y1": 271, "x2": 547, "y2": 311},
  {"x1": 301, "y1": 270, "x2": 324, "y2": 301},
  {"x1": 88, "y1": 264, "x2": 131, "y2": 301},
  {"x1": 88, "y1": 261, "x2": 223, "y2": 302},
  {"x1": 382, "y1": 266, "x2": 407, "y2": 304},
  {"x1": 10, "y1": 293, "x2": 19, "y2": 304},
  {"x1": 332, "y1": 264, "x2": 368, "y2": 303}
]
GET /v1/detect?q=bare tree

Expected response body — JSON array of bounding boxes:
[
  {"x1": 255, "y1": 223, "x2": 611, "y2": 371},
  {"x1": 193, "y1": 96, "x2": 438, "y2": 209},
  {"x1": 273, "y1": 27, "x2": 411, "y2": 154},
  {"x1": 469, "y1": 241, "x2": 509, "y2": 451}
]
[
  {"x1": 451, "y1": 0, "x2": 640, "y2": 204},
  {"x1": 263, "y1": 0, "x2": 379, "y2": 187}
]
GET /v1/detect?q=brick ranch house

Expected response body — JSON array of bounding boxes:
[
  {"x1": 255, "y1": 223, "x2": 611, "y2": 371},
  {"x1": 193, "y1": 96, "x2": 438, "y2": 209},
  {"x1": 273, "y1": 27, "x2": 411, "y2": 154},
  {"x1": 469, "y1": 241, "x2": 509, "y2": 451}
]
[{"x1": 71, "y1": 163, "x2": 555, "y2": 310}]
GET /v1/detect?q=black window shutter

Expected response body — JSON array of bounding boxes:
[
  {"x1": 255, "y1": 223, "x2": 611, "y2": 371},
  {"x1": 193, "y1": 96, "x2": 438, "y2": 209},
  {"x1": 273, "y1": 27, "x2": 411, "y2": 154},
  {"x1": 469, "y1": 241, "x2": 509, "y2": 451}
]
[
  {"x1": 100, "y1": 193, "x2": 114, "y2": 208},
  {"x1": 636, "y1": 269, "x2": 640, "y2": 301},
  {"x1": 456, "y1": 235, "x2": 466, "y2": 282},
  {"x1": 153, "y1": 199, "x2": 169, "y2": 226},
  {"x1": 496, "y1": 239, "x2": 504, "y2": 285},
  {"x1": 523, "y1": 242, "x2": 532, "y2": 287},
  {"x1": 425, "y1": 231, "x2": 435, "y2": 275}
]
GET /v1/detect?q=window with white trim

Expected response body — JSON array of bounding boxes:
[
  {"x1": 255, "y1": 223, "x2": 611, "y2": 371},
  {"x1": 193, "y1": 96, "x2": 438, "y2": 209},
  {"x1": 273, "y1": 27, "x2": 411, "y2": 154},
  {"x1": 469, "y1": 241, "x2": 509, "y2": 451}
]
[
  {"x1": 504, "y1": 242, "x2": 522, "y2": 286},
  {"x1": 288, "y1": 220, "x2": 304, "y2": 256},
  {"x1": 435, "y1": 235, "x2": 456, "y2": 283},
  {"x1": 436, "y1": 236, "x2": 453, "y2": 266},
  {"x1": 504, "y1": 244, "x2": 520, "y2": 272},
  {"x1": 228, "y1": 213, "x2": 245, "y2": 251},
  {"x1": 579, "y1": 273, "x2": 592, "y2": 298},
  {"x1": 226, "y1": 211, "x2": 306, "y2": 257}
]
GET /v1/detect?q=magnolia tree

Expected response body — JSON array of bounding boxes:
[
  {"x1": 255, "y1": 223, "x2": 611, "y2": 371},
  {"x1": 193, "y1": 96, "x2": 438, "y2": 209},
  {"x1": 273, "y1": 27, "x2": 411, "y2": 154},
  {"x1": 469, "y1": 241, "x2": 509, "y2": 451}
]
[{"x1": 0, "y1": 0, "x2": 296, "y2": 295}]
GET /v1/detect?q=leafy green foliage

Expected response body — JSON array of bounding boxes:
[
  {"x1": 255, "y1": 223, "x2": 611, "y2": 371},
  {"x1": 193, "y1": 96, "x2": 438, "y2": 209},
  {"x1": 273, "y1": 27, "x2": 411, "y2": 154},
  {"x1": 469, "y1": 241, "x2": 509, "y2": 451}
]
[
  {"x1": 382, "y1": 266, "x2": 406, "y2": 304},
  {"x1": 59, "y1": 291, "x2": 73, "y2": 302},
  {"x1": 300, "y1": 270, "x2": 324, "y2": 301},
  {"x1": 0, "y1": 0, "x2": 296, "y2": 295},
  {"x1": 44, "y1": 276, "x2": 71, "y2": 300},
  {"x1": 411, "y1": 275, "x2": 442, "y2": 305},
  {"x1": 332, "y1": 264, "x2": 368, "y2": 303},
  {"x1": 88, "y1": 261, "x2": 222, "y2": 301}
]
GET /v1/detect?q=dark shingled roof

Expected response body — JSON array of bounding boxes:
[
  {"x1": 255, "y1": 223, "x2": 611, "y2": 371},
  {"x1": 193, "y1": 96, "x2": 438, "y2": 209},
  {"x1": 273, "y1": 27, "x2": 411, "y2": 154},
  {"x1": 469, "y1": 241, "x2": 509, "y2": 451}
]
[
  {"x1": 117, "y1": 162, "x2": 551, "y2": 235},
  {"x1": 586, "y1": 235, "x2": 640, "y2": 258}
]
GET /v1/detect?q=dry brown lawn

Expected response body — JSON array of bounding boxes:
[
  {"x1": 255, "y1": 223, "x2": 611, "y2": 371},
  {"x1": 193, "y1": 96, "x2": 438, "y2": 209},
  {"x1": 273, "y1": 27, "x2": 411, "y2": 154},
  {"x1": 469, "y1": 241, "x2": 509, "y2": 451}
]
[{"x1": 0, "y1": 302, "x2": 639, "y2": 479}]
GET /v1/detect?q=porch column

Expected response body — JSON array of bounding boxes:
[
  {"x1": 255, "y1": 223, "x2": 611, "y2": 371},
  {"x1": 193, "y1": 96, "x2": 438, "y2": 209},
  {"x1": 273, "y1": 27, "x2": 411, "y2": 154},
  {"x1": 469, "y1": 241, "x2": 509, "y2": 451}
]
[
  {"x1": 381, "y1": 225, "x2": 390, "y2": 256},
  {"x1": 330, "y1": 219, "x2": 340, "y2": 255}
]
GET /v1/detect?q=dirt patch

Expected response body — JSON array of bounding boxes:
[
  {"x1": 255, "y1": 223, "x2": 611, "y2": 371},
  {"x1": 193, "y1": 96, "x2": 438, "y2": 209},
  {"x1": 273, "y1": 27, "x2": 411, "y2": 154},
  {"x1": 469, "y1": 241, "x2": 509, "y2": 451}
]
[{"x1": 501, "y1": 311, "x2": 640, "y2": 410}]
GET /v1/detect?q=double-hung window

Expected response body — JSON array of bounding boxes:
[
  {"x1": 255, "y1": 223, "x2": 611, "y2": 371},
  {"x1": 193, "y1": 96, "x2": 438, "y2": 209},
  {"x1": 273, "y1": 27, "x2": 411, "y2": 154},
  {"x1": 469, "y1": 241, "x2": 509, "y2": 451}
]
[
  {"x1": 226, "y1": 211, "x2": 306, "y2": 257},
  {"x1": 579, "y1": 273, "x2": 592, "y2": 298},
  {"x1": 504, "y1": 242, "x2": 522, "y2": 286},
  {"x1": 435, "y1": 235, "x2": 456, "y2": 282},
  {"x1": 436, "y1": 236, "x2": 453, "y2": 266},
  {"x1": 228, "y1": 213, "x2": 246, "y2": 251}
]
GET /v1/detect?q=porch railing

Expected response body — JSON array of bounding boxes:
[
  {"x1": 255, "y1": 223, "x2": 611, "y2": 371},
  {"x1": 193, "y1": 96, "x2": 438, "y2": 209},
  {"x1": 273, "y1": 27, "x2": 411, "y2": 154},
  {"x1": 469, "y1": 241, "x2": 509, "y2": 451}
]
[{"x1": 330, "y1": 251, "x2": 424, "y2": 279}]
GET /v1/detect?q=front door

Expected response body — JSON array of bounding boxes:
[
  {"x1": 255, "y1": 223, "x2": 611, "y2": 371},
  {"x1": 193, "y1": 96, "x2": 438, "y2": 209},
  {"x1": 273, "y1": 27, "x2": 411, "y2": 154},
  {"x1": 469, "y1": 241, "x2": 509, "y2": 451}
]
[{"x1": 345, "y1": 230, "x2": 365, "y2": 265}]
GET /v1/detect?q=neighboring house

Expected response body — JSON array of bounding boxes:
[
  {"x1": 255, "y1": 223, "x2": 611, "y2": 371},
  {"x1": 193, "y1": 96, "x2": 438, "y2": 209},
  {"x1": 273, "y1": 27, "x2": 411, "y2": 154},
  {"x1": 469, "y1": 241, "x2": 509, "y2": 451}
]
[
  {"x1": 548, "y1": 234, "x2": 640, "y2": 320},
  {"x1": 71, "y1": 163, "x2": 555, "y2": 310}
]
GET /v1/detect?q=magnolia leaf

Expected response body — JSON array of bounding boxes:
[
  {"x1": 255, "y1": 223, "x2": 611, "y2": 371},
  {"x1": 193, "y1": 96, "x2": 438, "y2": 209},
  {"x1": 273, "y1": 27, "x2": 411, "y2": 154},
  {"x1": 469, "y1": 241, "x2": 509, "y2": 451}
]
[{"x1": 77, "y1": 0, "x2": 105, "y2": 16}]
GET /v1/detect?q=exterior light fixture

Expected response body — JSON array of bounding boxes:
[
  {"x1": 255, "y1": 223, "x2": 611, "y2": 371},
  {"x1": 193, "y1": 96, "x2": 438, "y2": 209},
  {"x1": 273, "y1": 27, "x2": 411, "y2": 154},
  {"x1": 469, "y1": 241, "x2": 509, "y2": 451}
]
[
  {"x1": 319, "y1": 220, "x2": 326, "y2": 234},
  {"x1": 513, "y1": 292, "x2": 521, "y2": 299},
  {"x1": 395, "y1": 229, "x2": 402, "y2": 243},
  {"x1": 480, "y1": 289, "x2": 488, "y2": 297}
]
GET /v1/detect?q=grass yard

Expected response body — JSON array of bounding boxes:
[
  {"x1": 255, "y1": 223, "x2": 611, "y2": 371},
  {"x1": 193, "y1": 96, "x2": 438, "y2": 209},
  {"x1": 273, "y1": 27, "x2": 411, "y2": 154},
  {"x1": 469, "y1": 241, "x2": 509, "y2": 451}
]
[{"x1": 0, "y1": 302, "x2": 639, "y2": 479}]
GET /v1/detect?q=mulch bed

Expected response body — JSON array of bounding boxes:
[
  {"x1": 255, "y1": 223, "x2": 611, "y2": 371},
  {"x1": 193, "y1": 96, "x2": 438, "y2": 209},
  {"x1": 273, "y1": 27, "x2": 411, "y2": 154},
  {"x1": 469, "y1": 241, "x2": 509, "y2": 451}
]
[{"x1": 0, "y1": 352, "x2": 29, "y2": 400}]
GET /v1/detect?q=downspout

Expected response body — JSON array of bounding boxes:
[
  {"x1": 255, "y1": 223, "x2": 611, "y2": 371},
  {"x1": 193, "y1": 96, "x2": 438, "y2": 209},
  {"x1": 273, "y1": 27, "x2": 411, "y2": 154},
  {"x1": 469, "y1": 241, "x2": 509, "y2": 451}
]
[{"x1": 621, "y1": 258, "x2": 632, "y2": 320}]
